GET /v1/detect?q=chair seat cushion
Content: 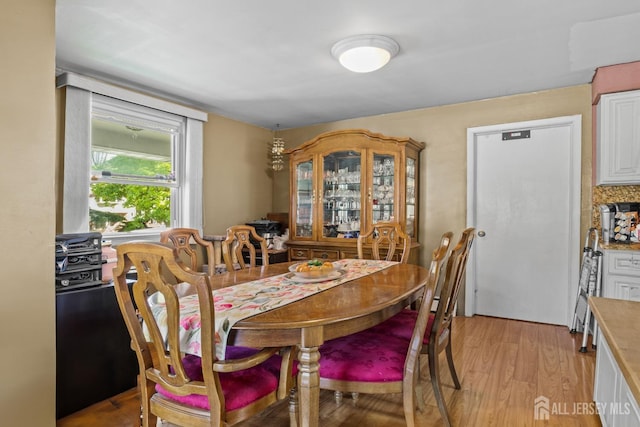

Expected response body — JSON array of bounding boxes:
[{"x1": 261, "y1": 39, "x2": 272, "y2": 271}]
[
  {"x1": 225, "y1": 346, "x2": 298, "y2": 378},
  {"x1": 319, "y1": 331, "x2": 410, "y2": 382},
  {"x1": 368, "y1": 309, "x2": 435, "y2": 344},
  {"x1": 155, "y1": 347, "x2": 282, "y2": 412}
]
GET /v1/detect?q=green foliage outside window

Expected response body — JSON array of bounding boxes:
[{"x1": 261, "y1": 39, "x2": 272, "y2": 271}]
[{"x1": 90, "y1": 154, "x2": 172, "y2": 232}]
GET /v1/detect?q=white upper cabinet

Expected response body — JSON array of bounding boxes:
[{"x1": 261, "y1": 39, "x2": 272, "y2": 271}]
[{"x1": 597, "y1": 89, "x2": 640, "y2": 185}]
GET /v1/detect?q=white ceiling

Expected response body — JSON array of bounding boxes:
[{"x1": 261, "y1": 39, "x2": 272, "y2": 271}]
[{"x1": 56, "y1": 1, "x2": 640, "y2": 130}]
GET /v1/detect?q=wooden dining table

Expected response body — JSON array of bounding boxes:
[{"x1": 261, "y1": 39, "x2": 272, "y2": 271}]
[{"x1": 208, "y1": 260, "x2": 430, "y2": 427}]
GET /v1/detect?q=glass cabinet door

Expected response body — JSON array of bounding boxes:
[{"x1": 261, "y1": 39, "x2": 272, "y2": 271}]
[
  {"x1": 322, "y1": 150, "x2": 362, "y2": 239},
  {"x1": 371, "y1": 152, "x2": 397, "y2": 225},
  {"x1": 294, "y1": 159, "x2": 314, "y2": 238},
  {"x1": 405, "y1": 157, "x2": 417, "y2": 238}
]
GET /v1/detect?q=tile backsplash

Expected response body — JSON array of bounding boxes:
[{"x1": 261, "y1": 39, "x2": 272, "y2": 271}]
[{"x1": 592, "y1": 185, "x2": 640, "y2": 231}]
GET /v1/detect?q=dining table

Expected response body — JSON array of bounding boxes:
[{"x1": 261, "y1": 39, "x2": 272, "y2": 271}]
[{"x1": 200, "y1": 259, "x2": 431, "y2": 427}]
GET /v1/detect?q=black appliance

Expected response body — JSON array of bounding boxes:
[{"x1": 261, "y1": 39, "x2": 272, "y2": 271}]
[
  {"x1": 246, "y1": 219, "x2": 281, "y2": 248},
  {"x1": 599, "y1": 203, "x2": 640, "y2": 243},
  {"x1": 55, "y1": 232, "x2": 103, "y2": 292},
  {"x1": 54, "y1": 233, "x2": 138, "y2": 418}
]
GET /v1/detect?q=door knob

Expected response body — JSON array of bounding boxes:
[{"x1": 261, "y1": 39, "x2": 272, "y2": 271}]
[{"x1": 477, "y1": 230, "x2": 486, "y2": 237}]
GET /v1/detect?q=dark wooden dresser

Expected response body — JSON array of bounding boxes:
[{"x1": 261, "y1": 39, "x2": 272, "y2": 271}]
[{"x1": 56, "y1": 284, "x2": 137, "y2": 418}]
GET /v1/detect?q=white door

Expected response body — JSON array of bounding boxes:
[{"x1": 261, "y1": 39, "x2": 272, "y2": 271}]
[{"x1": 466, "y1": 116, "x2": 582, "y2": 326}]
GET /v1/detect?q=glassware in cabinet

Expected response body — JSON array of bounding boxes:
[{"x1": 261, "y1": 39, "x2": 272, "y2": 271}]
[
  {"x1": 406, "y1": 157, "x2": 417, "y2": 237},
  {"x1": 294, "y1": 160, "x2": 314, "y2": 238},
  {"x1": 322, "y1": 150, "x2": 362, "y2": 238},
  {"x1": 371, "y1": 152, "x2": 397, "y2": 225}
]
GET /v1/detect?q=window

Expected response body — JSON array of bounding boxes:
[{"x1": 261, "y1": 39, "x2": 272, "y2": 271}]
[
  {"x1": 90, "y1": 95, "x2": 181, "y2": 234},
  {"x1": 59, "y1": 73, "x2": 206, "y2": 245}
]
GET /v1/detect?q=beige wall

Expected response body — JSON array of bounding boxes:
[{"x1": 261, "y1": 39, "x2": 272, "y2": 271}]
[
  {"x1": 1, "y1": 0, "x2": 57, "y2": 425},
  {"x1": 276, "y1": 85, "x2": 593, "y2": 266},
  {"x1": 202, "y1": 115, "x2": 274, "y2": 235}
]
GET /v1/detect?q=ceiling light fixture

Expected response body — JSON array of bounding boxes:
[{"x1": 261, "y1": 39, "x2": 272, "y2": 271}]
[{"x1": 331, "y1": 34, "x2": 400, "y2": 73}]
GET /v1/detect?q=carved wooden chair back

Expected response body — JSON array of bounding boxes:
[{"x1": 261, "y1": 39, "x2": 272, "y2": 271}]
[
  {"x1": 425, "y1": 227, "x2": 475, "y2": 425},
  {"x1": 222, "y1": 225, "x2": 269, "y2": 271},
  {"x1": 160, "y1": 228, "x2": 215, "y2": 276},
  {"x1": 431, "y1": 227, "x2": 476, "y2": 350},
  {"x1": 357, "y1": 221, "x2": 411, "y2": 263}
]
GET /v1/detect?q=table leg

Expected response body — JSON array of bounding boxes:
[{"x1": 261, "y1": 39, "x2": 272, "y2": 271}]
[{"x1": 297, "y1": 328, "x2": 322, "y2": 427}]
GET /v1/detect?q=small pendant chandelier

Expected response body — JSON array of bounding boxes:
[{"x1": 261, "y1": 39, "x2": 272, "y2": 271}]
[{"x1": 271, "y1": 124, "x2": 285, "y2": 171}]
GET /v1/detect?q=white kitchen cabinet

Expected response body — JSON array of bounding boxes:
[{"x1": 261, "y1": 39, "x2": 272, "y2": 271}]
[
  {"x1": 618, "y1": 375, "x2": 640, "y2": 427},
  {"x1": 594, "y1": 334, "x2": 640, "y2": 427},
  {"x1": 597, "y1": 89, "x2": 640, "y2": 185},
  {"x1": 594, "y1": 333, "x2": 619, "y2": 427},
  {"x1": 602, "y1": 250, "x2": 640, "y2": 301}
]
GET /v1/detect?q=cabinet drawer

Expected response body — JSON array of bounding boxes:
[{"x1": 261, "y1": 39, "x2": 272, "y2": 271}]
[
  {"x1": 310, "y1": 249, "x2": 340, "y2": 260},
  {"x1": 605, "y1": 275, "x2": 640, "y2": 302},
  {"x1": 339, "y1": 249, "x2": 403, "y2": 262},
  {"x1": 606, "y1": 251, "x2": 640, "y2": 276},
  {"x1": 289, "y1": 248, "x2": 310, "y2": 260},
  {"x1": 340, "y1": 250, "x2": 359, "y2": 259}
]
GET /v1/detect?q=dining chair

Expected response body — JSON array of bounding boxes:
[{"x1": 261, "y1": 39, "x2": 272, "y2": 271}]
[
  {"x1": 317, "y1": 232, "x2": 451, "y2": 427},
  {"x1": 367, "y1": 227, "x2": 476, "y2": 426},
  {"x1": 222, "y1": 225, "x2": 269, "y2": 271},
  {"x1": 160, "y1": 227, "x2": 216, "y2": 277},
  {"x1": 112, "y1": 241, "x2": 296, "y2": 427},
  {"x1": 357, "y1": 220, "x2": 411, "y2": 263}
]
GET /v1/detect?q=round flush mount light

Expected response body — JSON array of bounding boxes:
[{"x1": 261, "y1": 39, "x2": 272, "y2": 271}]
[{"x1": 331, "y1": 34, "x2": 400, "y2": 73}]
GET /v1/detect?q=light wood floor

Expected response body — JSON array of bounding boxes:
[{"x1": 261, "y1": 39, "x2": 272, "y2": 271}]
[{"x1": 57, "y1": 316, "x2": 602, "y2": 426}]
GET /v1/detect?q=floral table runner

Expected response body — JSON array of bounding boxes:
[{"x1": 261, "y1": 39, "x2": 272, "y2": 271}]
[{"x1": 149, "y1": 259, "x2": 398, "y2": 359}]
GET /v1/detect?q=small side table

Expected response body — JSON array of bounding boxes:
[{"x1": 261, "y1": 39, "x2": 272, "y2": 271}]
[{"x1": 202, "y1": 234, "x2": 228, "y2": 274}]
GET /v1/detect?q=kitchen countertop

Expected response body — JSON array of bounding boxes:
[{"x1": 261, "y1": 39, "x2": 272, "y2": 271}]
[
  {"x1": 599, "y1": 241, "x2": 640, "y2": 251},
  {"x1": 588, "y1": 297, "x2": 640, "y2": 405}
]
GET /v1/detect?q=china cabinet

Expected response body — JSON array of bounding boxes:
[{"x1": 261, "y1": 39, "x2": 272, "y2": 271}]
[
  {"x1": 284, "y1": 129, "x2": 425, "y2": 263},
  {"x1": 596, "y1": 89, "x2": 640, "y2": 185}
]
